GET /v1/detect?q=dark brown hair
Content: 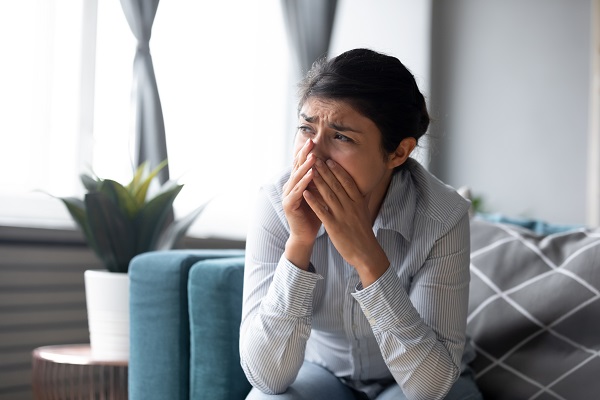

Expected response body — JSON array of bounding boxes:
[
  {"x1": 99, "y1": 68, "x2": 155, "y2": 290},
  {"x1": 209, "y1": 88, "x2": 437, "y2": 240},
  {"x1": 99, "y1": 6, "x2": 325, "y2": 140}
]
[{"x1": 298, "y1": 48, "x2": 429, "y2": 154}]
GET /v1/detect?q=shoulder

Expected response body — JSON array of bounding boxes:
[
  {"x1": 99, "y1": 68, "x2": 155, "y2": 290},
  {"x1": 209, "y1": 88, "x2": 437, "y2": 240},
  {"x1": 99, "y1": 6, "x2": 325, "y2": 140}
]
[
  {"x1": 261, "y1": 168, "x2": 290, "y2": 209},
  {"x1": 253, "y1": 168, "x2": 291, "y2": 232},
  {"x1": 404, "y1": 158, "x2": 470, "y2": 232}
]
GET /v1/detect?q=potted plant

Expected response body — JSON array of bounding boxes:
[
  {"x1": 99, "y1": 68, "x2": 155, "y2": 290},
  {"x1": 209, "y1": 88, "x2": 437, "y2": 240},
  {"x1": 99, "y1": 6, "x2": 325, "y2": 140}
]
[{"x1": 56, "y1": 160, "x2": 206, "y2": 360}]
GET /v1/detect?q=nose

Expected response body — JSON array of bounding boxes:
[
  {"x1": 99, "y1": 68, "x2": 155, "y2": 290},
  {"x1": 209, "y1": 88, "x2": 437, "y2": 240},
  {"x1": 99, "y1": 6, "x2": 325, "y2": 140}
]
[{"x1": 309, "y1": 135, "x2": 329, "y2": 161}]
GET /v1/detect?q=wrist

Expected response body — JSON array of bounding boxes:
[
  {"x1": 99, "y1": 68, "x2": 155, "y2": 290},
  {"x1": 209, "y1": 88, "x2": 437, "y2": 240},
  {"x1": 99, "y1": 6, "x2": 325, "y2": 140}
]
[
  {"x1": 352, "y1": 245, "x2": 390, "y2": 287},
  {"x1": 284, "y1": 236, "x2": 315, "y2": 271}
]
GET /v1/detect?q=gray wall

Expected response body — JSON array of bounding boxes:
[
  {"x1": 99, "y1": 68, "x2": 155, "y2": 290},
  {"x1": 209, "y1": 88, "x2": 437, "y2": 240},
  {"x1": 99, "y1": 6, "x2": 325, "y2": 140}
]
[
  {"x1": 428, "y1": 0, "x2": 592, "y2": 225},
  {"x1": 330, "y1": 0, "x2": 593, "y2": 225}
]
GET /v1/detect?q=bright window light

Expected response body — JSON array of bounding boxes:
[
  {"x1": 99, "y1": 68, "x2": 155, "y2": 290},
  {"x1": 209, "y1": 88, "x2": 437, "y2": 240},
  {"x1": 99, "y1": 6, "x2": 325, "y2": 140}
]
[
  {"x1": 0, "y1": 0, "x2": 290, "y2": 240},
  {"x1": 0, "y1": 0, "x2": 83, "y2": 196},
  {"x1": 0, "y1": 0, "x2": 88, "y2": 227},
  {"x1": 93, "y1": 0, "x2": 290, "y2": 239}
]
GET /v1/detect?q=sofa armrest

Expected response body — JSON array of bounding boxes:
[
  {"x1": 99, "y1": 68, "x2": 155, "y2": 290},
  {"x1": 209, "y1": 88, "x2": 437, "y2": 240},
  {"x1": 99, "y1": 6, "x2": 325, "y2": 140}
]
[
  {"x1": 188, "y1": 257, "x2": 251, "y2": 400},
  {"x1": 129, "y1": 249, "x2": 244, "y2": 400}
]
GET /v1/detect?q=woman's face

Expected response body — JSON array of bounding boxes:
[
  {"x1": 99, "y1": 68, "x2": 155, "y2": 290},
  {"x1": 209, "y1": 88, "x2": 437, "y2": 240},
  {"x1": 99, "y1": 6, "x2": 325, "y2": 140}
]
[{"x1": 294, "y1": 97, "x2": 396, "y2": 202}]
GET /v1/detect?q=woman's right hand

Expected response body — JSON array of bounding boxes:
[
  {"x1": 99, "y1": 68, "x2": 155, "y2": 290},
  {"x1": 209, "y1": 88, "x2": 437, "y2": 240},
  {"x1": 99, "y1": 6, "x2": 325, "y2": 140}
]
[{"x1": 281, "y1": 139, "x2": 321, "y2": 269}]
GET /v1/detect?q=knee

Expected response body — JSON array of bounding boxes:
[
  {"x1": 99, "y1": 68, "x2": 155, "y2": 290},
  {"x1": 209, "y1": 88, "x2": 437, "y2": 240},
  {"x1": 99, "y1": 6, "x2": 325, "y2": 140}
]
[
  {"x1": 245, "y1": 386, "x2": 294, "y2": 399},
  {"x1": 245, "y1": 387, "x2": 269, "y2": 399}
]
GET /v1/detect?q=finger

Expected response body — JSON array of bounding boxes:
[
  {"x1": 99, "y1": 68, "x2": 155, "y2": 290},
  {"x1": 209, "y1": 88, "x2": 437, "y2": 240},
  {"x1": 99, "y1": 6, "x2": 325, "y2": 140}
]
[
  {"x1": 313, "y1": 158, "x2": 349, "y2": 205},
  {"x1": 284, "y1": 168, "x2": 315, "y2": 208},
  {"x1": 305, "y1": 179, "x2": 326, "y2": 205},
  {"x1": 292, "y1": 139, "x2": 314, "y2": 171},
  {"x1": 303, "y1": 189, "x2": 331, "y2": 221},
  {"x1": 284, "y1": 153, "x2": 316, "y2": 196},
  {"x1": 323, "y1": 159, "x2": 362, "y2": 202},
  {"x1": 285, "y1": 139, "x2": 314, "y2": 195},
  {"x1": 311, "y1": 164, "x2": 343, "y2": 211}
]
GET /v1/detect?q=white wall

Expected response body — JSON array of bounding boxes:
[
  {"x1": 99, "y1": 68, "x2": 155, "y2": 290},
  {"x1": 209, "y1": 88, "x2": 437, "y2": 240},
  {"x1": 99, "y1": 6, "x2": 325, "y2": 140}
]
[
  {"x1": 428, "y1": 0, "x2": 593, "y2": 225},
  {"x1": 330, "y1": 0, "x2": 431, "y2": 94}
]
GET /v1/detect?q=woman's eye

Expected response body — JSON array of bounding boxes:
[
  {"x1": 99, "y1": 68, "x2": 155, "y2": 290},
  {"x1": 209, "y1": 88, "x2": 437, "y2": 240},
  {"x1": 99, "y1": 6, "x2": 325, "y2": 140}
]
[
  {"x1": 297, "y1": 125, "x2": 313, "y2": 135},
  {"x1": 334, "y1": 133, "x2": 352, "y2": 142}
]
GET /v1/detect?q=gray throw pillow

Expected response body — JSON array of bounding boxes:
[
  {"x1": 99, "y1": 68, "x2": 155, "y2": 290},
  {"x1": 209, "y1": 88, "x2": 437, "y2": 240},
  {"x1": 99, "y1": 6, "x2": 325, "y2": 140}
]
[{"x1": 467, "y1": 219, "x2": 600, "y2": 400}]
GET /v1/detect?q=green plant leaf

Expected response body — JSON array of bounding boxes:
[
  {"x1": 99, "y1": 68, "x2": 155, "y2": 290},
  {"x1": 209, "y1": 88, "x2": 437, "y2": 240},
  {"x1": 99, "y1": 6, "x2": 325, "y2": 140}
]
[
  {"x1": 54, "y1": 196, "x2": 103, "y2": 260},
  {"x1": 155, "y1": 180, "x2": 182, "y2": 196},
  {"x1": 155, "y1": 200, "x2": 210, "y2": 250},
  {"x1": 80, "y1": 173, "x2": 101, "y2": 192},
  {"x1": 146, "y1": 180, "x2": 184, "y2": 234},
  {"x1": 85, "y1": 192, "x2": 137, "y2": 273},
  {"x1": 148, "y1": 159, "x2": 169, "y2": 179},
  {"x1": 131, "y1": 160, "x2": 168, "y2": 207},
  {"x1": 134, "y1": 184, "x2": 183, "y2": 253},
  {"x1": 47, "y1": 157, "x2": 207, "y2": 273},
  {"x1": 57, "y1": 196, "x2": 93, "y2": 241},
  {"x1": 100, "y1": 179, "x2": 139, "y2": 218},
  {"x1": 57, "y1": 197, "x2": 87, "y2": 229},
  {"x1": 127, "y1": 161, "x2": 147, "y2": 194}
]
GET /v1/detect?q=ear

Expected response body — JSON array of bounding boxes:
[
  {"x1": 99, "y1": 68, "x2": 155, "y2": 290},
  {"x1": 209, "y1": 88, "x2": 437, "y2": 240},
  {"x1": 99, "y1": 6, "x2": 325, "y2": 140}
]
[{"x1": 387, "y1": 137, "x2": 417, "y2": 169}]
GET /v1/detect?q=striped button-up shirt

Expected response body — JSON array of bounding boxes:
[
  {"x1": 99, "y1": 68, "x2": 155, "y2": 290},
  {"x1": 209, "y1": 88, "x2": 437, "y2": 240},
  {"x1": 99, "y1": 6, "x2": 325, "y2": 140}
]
[{"x1": 240, "y1": 158, "x2": 472, "y2": 400}]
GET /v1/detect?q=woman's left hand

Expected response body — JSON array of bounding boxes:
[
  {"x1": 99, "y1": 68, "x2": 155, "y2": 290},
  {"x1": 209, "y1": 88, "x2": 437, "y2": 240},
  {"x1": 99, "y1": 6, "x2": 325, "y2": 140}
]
[{"x1": 303, "y1": 158, "x2": 390, "y2": 287}]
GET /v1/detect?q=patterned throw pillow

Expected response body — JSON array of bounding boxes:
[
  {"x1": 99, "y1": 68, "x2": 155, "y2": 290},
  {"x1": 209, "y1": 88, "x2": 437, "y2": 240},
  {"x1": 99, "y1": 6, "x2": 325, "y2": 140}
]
[{"x1": 467, "y1": 219, "x2": 600, "y2": 400}]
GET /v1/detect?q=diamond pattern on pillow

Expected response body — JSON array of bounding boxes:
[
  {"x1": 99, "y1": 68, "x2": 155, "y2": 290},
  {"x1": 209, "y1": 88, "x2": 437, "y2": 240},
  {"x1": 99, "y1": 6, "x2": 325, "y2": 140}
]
[{"x1": 467, "y1": 220, "x2": 600, "y2": 400}]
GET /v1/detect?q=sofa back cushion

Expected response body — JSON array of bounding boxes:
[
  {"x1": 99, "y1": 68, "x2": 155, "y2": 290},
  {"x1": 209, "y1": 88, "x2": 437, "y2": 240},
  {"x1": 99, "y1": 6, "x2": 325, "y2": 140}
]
[
  {"x1": 467, "y1": 219, "x2": 600, "y2": 400},
  {"x1": 188, "y1": 256, "x2": 251, "y2": 400}
]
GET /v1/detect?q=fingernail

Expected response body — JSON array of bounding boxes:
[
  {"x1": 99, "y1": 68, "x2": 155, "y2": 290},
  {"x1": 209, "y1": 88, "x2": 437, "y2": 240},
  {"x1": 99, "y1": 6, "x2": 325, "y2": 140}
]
[
  {"x1": 326, "y1": 159, "x2": 335, "y2": 168},
  {"x1": 315, "y1": 159, "x2": 323, "y2": 167}
]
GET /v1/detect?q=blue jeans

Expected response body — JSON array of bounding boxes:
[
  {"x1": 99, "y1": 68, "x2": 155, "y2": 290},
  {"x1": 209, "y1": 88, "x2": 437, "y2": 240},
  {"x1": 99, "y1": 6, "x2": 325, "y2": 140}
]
[{"x1": 245, "y1": 361, "x2": 483, "y2": 400}]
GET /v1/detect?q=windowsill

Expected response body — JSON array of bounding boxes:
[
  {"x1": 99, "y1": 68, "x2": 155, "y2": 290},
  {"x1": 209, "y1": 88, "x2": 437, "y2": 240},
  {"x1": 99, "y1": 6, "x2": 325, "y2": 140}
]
[
  {"x1": 0, "y1": 223, "x2": 245, "y2": 250},
  {"x1": 0, "y1": 191, "x2": 248, "y2": 247}
]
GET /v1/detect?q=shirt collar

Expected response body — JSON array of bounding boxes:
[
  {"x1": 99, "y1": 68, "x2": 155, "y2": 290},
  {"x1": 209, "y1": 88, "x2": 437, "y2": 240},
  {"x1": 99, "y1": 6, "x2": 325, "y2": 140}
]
[{"x1": 372, "y1": 166, "x2": 416, "y2": 241}]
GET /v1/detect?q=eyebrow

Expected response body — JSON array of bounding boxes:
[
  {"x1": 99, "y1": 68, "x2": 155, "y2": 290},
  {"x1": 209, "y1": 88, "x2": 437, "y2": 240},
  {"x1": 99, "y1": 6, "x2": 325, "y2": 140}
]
[{"x1": 300, "y1": 113, "x2": 362, "y2": 133}]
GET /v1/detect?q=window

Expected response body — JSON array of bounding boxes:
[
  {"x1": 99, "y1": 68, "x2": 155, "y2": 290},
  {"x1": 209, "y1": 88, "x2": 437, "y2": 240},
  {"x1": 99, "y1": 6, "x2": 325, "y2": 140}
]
[
  {"x1": 0, "y1": 0, "x2": 91, "y2": 227},
  {"x1": 0, "y1": 0, "x2": 290, "y2": 239}
]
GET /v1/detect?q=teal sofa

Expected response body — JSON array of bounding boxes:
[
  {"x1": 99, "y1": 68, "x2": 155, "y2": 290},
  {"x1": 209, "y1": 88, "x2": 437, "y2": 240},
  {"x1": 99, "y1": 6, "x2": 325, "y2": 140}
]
[
  {"x1": 128, "y1": 249, "x2": 250, "y2": 400},
  {"x1": 129, "y1": 217, "x2": 600, "y2": 400}
]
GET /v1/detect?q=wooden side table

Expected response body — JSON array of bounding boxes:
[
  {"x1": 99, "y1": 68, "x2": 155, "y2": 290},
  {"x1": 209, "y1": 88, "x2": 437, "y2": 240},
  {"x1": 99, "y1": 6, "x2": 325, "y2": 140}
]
[{"x1": 32, "y1": 344, "x2": 127, "y2": 400}]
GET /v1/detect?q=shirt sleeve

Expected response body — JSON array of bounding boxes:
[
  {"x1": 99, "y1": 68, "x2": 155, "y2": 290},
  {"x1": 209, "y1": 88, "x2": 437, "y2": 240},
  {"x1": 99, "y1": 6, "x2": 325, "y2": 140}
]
[
  {"x1": 352, "y1": 212, "x2": 471, "y2": 400},
  {"x1": 239, "y1": 187, "x2": 323, "y2": 394}
]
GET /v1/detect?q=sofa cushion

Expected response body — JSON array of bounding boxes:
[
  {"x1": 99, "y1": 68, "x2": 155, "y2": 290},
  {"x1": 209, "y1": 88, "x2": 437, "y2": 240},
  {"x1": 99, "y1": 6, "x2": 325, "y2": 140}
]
[
  {"x1": 188, "y1": 256, "x2": 251, "y2": 400},
  {"x1": 475, "y1": 212, "x2": 583, "y2": 235},
  {"x1": 467, "y1": 219, "x2": 600, "y2": 400}
]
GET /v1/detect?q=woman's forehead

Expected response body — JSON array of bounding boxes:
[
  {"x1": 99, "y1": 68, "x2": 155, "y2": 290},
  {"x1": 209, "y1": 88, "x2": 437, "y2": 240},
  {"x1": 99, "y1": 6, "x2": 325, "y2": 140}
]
[{"x1": 299, "y1": 97, "x2": 357, "y2": 119}]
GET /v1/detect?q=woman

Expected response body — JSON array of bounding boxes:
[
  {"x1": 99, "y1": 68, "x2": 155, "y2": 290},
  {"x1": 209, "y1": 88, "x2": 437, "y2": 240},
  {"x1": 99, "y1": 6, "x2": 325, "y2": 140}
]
[{"x1": 240, "y1": 48, "x2": 482, "y2": 400}]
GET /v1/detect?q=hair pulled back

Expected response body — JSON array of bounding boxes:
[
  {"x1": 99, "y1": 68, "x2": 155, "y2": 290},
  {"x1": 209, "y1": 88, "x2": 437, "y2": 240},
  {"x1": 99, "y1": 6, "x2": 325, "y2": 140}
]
[{"x1": 298, "y1": 48, "x2": 429, "y2": 154}]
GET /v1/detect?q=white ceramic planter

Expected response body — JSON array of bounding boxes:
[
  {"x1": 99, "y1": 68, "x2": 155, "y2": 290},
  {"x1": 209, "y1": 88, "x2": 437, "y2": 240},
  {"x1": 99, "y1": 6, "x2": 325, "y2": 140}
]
[{"x1": 84, "y1": 270, "x2": 129, "y2": 361}]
